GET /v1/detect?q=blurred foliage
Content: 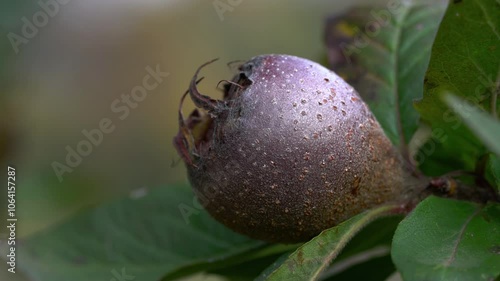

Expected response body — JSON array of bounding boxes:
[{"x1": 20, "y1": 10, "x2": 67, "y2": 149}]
[
  {"x1": 2, "y1": 0, "x2": 500, "y2": 281},
  {"x1": 17, "y1": 184, "x2": 263, "y2": 281},
  {"x1": 325, "y1": 0, "x2": 447, "y2": 152}
]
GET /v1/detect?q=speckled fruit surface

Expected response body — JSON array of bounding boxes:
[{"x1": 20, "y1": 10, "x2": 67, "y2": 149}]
[{"x1": 175, "y1": 54, "x2": 416, "y2": 243}]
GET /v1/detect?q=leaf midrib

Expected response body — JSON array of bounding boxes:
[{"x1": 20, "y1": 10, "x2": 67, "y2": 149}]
[{"x1": 442, "y1": 206, "x2": 482, "y2": 266}]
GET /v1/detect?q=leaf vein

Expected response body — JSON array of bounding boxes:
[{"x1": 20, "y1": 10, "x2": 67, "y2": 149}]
[
  {"x1": 443, "y1": 206, "x2": 482, "y2": 266},
  {"x1": 474, "y1": 0, "x2": 500, "y2": 41}
]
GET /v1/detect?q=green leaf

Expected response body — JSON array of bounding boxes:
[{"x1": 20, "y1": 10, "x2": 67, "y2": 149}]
[
  {"x1": 256, "y1": 251, "x2": 295, "y2": 281},
  {"x1": 414, "y1": 0, "x2": 500, "y2": 172},
  {"x1": 14, "y1": 184, "x2": 266, "y2": 281},
  {"x1": 445, "y1": 94, "x2": 500, "y2": 156},
  {"x1": 162, "y1": 243, "x2": 298, "y2": 281},
  {"x1": 325, "y1": 0, "x2": 448, "y2": 151},
  {"x1": 262, "y1": 204, "x2": 402, "y2": 281},
  {"x1": 392, "y1": 196, "x2": 500, "y2": 281},
  {"x1": 206, "y1": 252, "x2": 287, "y2": 281},
  {"x1": 321, "y1": 254, "x2": 395, "y2": 281},
  {"x1": 485, "y1": 154, "x2": 500, "y2": 193},
  {"x1": 256, "y1": 216, "x2": 402, "y2": 281},
  {"x1": 337, "y1": 216, "x2": 402, "y2": 258}
]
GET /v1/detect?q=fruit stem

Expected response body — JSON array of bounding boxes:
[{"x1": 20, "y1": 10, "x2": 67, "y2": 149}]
[{"x1": 424, "y1": 175, "x2": 499, "y2": 204}]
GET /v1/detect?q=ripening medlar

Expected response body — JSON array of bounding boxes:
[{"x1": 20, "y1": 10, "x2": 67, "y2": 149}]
[{"x1": 174, "y1": 54, "x2": 422, "y2": 243}]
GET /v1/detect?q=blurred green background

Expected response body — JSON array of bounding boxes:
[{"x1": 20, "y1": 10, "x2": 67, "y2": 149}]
[
  {"x1": 0, "y1": 1, "x2": 376, "y2": 279},
  {"x1": 0, "y1": 0, "x2": 378, "y2": 237}
]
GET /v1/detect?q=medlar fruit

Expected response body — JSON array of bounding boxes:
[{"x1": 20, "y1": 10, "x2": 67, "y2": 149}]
[{"x1": 174, "y1": 54, "x2": 422, "y2": 243}]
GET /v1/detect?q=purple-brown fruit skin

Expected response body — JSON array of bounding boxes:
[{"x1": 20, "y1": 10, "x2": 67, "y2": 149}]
[{"x1": 176, "y1": 54, "x2": 415, "y2": 243}]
